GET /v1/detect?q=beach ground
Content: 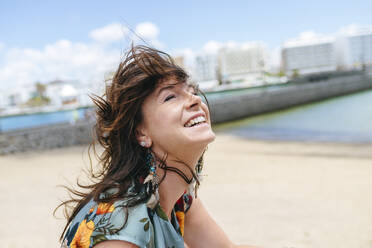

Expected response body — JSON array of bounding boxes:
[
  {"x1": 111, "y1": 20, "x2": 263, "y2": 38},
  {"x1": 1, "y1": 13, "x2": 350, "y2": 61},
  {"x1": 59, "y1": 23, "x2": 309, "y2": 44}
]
[{"x1": 1, "y1": 134, "x2": 372, "y2": 248}]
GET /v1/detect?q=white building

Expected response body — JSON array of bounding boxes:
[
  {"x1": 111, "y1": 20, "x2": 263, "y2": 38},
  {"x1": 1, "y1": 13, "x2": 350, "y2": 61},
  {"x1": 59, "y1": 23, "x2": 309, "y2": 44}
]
[
  {"x1": 281, "y1": 34, "x2": 337, "y2": 75},
  {"x1": 0, "y1": 94, "x2": 6, "y2": 110},
  {"x1": 45, "y1": 79, "x2": 92, "y2": 107},
  {"x1": 345, "y1": 28, "x2": 372, "y2": 68},
  {"x1": 194, "y1": 53, "x2": 219, "y2": 82},
  {"x1": 219, "y1": 42, "x2": 267, "y2": 83},
  {"x1": 1, "y1": 84, "x2": 34, "y2": 107}
]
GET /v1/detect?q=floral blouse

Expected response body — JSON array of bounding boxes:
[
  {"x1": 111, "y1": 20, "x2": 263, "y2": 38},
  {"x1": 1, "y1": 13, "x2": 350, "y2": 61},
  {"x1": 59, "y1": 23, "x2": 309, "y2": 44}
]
[{"x1": 61, "y1": 192, "x2": 193, "y2": 248}]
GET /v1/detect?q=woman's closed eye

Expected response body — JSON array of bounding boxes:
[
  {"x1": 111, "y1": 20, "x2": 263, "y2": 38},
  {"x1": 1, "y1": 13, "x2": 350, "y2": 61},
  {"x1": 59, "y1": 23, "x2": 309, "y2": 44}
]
[{"x1": 164, "y1": 94, "x2": 176, "y2": 102}]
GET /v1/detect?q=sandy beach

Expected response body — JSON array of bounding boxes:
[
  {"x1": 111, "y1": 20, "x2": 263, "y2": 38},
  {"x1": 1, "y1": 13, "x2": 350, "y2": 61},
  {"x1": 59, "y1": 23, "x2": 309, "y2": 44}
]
[{"x1": 1, "y1": 134, "x2": 372, "y2": 248}]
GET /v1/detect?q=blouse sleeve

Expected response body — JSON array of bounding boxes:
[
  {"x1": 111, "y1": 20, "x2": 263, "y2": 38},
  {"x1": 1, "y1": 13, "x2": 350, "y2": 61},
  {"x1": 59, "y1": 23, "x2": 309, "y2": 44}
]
[
  {"x1": 63, "y1": 200, "x2": 154, "y2": 248},
  {"x1": 90, "y1": 202, "x2": 154, "y2": 247}
]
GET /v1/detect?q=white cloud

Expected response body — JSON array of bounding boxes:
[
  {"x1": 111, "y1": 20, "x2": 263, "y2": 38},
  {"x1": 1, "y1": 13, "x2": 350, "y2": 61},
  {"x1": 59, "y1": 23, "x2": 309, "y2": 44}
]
[
  {"x1": 290, "y1": 30, "x2": 334, "y2": 42},
  {"x1": 202, "y1": 40, "x2": 251, "y2": 54},
  {"x1": 202, "y1": 40, "x2": 221, "y2": 54},
  {"x1": 298, "y1": 31, "x2": 320, "y2": 40},
  {"x1": 224, "y1": 41, "x2": 239, "y2": 49},
  {"x1": 283, "y1": 30, "x2": 334, "y2": 48},
  {"x1": 338, "y1": 23, "x2": 371, "y2": 35},
  {"x1": 338, "y1": 24, "x2": 360, "y2": 34},
  {"x1": 90, "y1": 23, "x2": 128, "y2": 43},
  {"x1": 0, "y1": 39, "x2": 121, "y2": 91},
  {"x1": 172, "y1": 48, "x2": 196, "y2": 67},
  {"x1": 133, "y1": 22, "x2": 164, "y2": 49},
  {"x1": 135, "y1": 22, "x2": 159, "y2": 40},
  {"x1": 0, "y1": 22, "x2": 168, "y2": 92}
]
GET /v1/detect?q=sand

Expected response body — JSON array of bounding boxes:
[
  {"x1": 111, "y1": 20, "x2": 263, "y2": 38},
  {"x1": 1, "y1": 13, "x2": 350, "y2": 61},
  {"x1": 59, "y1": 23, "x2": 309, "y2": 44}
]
[{"x1": 1, "y1": 134, "x2": 372, "y2": 248}]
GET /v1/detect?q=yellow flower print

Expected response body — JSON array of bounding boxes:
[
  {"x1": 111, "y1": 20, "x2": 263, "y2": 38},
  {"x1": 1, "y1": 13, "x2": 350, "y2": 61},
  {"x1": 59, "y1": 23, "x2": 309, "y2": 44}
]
[
  {"x1": 175, "y1": 211, "x2": 185, "y2": 237},
  {"x1": 89, "y1": 203, "x2": 115, "y2": 215},
  {"x1": 70, "y1": 219, "x2": 95, "y2": 248}
]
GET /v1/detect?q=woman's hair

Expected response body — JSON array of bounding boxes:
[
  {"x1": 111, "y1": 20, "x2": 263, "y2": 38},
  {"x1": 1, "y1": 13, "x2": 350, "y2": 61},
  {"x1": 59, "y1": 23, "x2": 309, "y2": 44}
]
[{"x1": 56, "y1": 45, "x2": 205, "y2": 240}]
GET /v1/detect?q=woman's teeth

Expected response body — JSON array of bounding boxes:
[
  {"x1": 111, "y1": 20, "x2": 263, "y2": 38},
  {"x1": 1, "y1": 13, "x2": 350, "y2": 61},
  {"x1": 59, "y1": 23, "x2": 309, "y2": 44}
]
[{"x1": 185, "y1": 116, "x2": 206, "y2": 127}]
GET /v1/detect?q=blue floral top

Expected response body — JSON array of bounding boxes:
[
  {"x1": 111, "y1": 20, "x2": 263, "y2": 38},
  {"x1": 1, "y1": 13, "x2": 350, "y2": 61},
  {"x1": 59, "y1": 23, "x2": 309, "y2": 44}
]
[{"x1": 61, "y1": 192, "x2": 193, "y2": 248}]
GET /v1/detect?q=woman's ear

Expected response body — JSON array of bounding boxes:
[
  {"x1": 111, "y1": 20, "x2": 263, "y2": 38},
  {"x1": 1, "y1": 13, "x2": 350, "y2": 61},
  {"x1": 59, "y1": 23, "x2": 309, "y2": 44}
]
[{"x1": 136, "y1": 124, "x2": 152, "y2": 148}]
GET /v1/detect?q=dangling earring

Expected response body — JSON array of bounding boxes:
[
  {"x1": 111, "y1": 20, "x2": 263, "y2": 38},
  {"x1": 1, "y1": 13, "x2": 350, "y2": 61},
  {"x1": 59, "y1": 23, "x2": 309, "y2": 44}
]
[
  {"x1": 189, "y1": 153, "x2": 205, "y2": 198},
  {"x1": 144, "y1": 150, "x2": 159, "y2": 209}
]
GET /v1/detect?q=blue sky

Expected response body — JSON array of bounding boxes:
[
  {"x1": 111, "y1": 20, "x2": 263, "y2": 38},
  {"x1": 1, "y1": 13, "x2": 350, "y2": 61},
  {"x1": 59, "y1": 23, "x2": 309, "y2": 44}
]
[
  {"x1": 2, "y1": 0, "x2": 371, "y2": 50},
  {"x1": 0, "y1": 0, "x2": 371, "y2": 90}
]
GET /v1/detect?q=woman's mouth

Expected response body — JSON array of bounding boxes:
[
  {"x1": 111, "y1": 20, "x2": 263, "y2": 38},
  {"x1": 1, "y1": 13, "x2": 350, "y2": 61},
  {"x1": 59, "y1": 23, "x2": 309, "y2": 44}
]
[{"x1": 184, "y1": 116, "x2": 207, "y2": 127}]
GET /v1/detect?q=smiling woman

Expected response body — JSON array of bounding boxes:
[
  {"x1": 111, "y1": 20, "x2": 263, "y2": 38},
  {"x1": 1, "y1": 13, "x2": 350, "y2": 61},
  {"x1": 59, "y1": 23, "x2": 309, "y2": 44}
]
[{"x1": 56, "y1": 45, "x2": 257, "y2": 248}]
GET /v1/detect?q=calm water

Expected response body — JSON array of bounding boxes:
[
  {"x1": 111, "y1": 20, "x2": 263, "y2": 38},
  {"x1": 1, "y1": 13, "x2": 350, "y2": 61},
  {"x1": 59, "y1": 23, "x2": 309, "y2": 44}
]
[
  {"x1": 1, "y1": 89, "x2": 372, "y2": 143},
  {"x1": 0, "y1": 108, "x2": 88, "y2": 132},
  {"x1": 216, "y1": 89, "x2": 372, "y2": 143}
]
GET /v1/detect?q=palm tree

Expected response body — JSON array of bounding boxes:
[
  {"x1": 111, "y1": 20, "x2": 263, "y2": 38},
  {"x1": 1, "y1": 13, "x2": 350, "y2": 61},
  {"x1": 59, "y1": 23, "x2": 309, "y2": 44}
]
[{"x1": 35, "y1": 82, "x2": 46, "y2": 98}]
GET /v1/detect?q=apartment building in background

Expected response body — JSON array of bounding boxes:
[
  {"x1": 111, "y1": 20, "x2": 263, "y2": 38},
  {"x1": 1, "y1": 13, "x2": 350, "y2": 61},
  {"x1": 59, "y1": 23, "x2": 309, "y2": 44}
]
[
  {"x1": 194, "y1": 53, "x2": 219, "y2": 82},
  {"x1": 281, "y1": 27, "x2": 372, "y2": 76},
  {"x1": 346, "y1": 28, "x2": 372, "y2": 68},
  {"x1": 219, "y1": 43, "x2": 267, "y2": 83},
  {"x1": 281, "y1": 34, "x2": 337, "y2": 75}
]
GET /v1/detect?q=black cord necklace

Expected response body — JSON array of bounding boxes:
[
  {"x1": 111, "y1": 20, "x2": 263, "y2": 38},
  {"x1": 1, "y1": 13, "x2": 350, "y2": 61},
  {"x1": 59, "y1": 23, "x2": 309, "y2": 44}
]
[{"x1": 157, "y1": 158, "x2": 200, "y2": 186}]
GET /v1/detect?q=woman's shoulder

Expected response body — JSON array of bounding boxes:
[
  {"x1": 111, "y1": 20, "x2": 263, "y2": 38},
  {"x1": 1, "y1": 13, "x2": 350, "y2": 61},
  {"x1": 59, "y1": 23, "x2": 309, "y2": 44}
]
[{"x1": 62, "y1": 199, "x2": 153, "y2": 248}]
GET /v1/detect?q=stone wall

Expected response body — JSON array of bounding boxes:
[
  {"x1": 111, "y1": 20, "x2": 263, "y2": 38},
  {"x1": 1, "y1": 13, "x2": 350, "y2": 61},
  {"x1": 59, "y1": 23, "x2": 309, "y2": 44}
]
[
  {"x1": 0, "y1": 121, "x2": 94, "y2": 155},
  {"x1": 1, "y1": 73, "x2": 372, "y2": 155}
]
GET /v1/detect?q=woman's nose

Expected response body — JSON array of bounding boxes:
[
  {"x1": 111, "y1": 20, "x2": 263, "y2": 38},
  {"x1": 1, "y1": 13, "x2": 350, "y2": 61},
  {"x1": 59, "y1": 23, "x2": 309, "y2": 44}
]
[{"x1": 186, "y1": 92, "x2": 202, "y2": 109}]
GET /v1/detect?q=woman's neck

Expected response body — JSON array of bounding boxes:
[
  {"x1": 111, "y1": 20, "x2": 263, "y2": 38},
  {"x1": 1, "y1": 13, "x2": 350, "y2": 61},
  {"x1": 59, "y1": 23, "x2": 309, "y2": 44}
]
[
  {"x1": 151, "y1": 147, "x2": 204, "y2": 218},
  {"x1": 157, "y1": 167, "x2": 190, "y2": 219}
]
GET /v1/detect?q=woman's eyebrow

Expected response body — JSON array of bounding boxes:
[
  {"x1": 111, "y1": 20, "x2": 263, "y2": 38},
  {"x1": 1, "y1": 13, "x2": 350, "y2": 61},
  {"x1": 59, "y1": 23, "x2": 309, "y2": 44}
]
[
  {"x1": 187, "y1": 84, "x2": 196, "y2": 91},
  {"x1": 186, "y1": 84, "x2": 198, "y2": 93},
  {"x1": 156, "y1": 84, "x2": 176, "y2": 97}
]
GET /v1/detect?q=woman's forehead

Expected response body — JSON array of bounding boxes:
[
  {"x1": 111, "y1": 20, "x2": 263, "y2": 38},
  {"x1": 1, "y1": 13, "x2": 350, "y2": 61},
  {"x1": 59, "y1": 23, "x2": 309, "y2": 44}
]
[
  {"x1": 158, "y1": 77, "x2": 186, "y2": 86},
  {"x1": 155, "y1": 79, "x2": 196, "y2": 92}
]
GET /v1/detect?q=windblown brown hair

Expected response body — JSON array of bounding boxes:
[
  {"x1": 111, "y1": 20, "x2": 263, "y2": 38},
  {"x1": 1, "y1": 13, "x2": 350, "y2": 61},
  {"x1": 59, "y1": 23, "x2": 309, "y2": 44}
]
[{"x1": 55, "y1": 45, "x2": 201, "y2": 241}]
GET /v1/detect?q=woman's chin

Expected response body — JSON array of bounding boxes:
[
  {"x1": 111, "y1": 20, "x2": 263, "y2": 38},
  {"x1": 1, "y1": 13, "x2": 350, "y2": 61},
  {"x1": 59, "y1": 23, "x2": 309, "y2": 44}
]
[
  {"x1": 183, "y1": 125, "x2": 216, "y2": 144},
  {"x1": 205, "y1": 132, "x2": 216, "y2": 144},
  {"x1": 191, "y1": 131, "x2": 216, "y2": 147}
]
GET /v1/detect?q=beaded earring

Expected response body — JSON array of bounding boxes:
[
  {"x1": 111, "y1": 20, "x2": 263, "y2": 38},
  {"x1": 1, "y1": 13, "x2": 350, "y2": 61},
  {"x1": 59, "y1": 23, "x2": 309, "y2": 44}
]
[
  {"x1": 144, "y1": 150, "x2": 159, "y2": 209},
  {"x1": 188, "y1": 155, "x2": 204, "y2": 198}
]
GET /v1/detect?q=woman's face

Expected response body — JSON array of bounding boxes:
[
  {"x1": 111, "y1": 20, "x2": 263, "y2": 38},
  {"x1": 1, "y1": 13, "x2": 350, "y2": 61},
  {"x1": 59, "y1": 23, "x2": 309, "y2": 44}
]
[{"x1": 138, "y1": 78, "x2": 215, "y2": 159}]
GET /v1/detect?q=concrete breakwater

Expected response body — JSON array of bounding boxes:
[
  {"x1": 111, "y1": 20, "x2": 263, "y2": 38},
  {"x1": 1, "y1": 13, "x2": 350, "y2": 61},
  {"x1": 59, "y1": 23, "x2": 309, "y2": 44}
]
[
  {"x1": 0, "y1": 121, "x2": 94, "y2": 155},
  {"x1": 1, "y1": 73, "x2": 371, "y2": 155},
  {"x1": 209, "y1": 72, "x2": 372, "y2": 123}
]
